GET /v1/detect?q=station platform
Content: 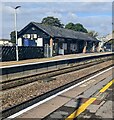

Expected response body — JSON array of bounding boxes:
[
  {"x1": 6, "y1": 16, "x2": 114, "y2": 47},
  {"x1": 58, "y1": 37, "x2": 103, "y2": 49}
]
[
  {"x1": 1, "y1": 52, "x2": 113, "y2": 82},
  {"x1": 14, "y1": 66, "x2": 113, "y2": 119},
  {"x1": 0, "y1": 52, "x2": 113, "y2": 68}
]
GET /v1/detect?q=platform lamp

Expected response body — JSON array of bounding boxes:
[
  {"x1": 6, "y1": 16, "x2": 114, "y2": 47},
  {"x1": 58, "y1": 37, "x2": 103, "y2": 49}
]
[{"x1": 14, "y1": 6, "x2": 21, "y2": 61}]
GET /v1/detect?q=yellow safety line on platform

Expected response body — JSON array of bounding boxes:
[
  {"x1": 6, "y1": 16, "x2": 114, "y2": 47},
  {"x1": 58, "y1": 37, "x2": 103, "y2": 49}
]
[
  {"x1": 66, "y1": 98, "x2": 96, "y2": 120},
  {"x1": 99, "y1": 79, "x2": 114, "y2": 93},
  {"x1": 65, "y1": 79, "x2": 114, "y2": 120}
]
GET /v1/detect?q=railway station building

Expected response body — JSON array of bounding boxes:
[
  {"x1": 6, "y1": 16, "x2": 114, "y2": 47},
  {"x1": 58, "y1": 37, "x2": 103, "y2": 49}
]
[{"x1": 18, "y1": 22, "x2": 100, "y2": 57}]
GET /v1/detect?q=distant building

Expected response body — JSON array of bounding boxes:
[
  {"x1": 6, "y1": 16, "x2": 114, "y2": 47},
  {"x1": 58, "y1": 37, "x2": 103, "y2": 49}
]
[
  {"x1": 104, "y1": 33, "x2": 114, "y2": 52},
  {"x1": 18, "y1": 22, "x2": 100, "y2": 57},
  {"x1": 96, "y1": 37, "x2": 105, "y2": 52},
  {"x1": 0, "y1": 39, "x2": 13, "y2": 46}
]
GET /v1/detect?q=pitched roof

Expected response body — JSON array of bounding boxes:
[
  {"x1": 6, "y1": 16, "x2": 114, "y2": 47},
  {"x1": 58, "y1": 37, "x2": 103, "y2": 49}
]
[
  {"x1": 19, "y1": 22, "x2": 99, "y2": 42},
  {"x1": 104, "y1": 33, "x2": 114, "y2": 43}
]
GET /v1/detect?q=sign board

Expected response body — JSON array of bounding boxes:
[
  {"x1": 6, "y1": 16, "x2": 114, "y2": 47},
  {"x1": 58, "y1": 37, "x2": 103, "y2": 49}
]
[
  {"x1": 36, "y1": 38, "x2": 43, "y2": 46},
  {"x1": 18, "y1": 38, "x2": 22, "y2": 46}
]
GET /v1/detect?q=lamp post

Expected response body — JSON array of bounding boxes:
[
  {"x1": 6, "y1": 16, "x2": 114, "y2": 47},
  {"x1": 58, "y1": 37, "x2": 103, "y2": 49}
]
[{"x1": 14, "y1": 6, "x2": 21, "y2": 61}]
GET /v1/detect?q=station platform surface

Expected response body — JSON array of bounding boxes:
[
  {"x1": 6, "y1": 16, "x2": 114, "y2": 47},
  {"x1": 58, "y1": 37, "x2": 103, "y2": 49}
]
[
  {"x1": 0, "y1": 52, "x2": 113, "y2": 67},
  {"x1": 16, "y1": 66, "x2": 113, "y2": 119}
]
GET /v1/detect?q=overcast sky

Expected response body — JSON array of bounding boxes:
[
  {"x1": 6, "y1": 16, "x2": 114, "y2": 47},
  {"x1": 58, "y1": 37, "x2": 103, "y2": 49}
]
[{"x1": 0, "y1": 0, "x2": 113, "y2": 39}]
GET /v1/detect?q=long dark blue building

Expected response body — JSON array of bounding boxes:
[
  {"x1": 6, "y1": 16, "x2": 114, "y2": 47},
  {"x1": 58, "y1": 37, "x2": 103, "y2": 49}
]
[{"x1": 18, "y1": 22, "x2": 100, "y2": 57}]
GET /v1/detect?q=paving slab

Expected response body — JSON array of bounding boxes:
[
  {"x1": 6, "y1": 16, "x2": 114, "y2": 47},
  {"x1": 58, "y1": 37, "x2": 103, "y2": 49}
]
[
  {"x1": 50, "y1": 111, "x2": 68, "y2": 119},
  {"x1": 95, "y1": 101, "x2": 113, "y2": 118},
  {"x1": 82, "y1": 76, "x2": 112, "y2": 98},
  {"x1": 87, "y1": 101, "x2": 105, "y2": 113},
  {"x1": 18, "y1": 96, "x2": 71, "y2": 118},
  {"x1": 64, "y1": 99, "x2": 78, "y2": 108}
]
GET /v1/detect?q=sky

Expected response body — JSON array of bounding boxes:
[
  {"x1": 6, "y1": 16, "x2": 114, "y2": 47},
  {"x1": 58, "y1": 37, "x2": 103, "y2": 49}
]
[{"x1": 0, "y1": 0, "x2": 113, "y2": 39}]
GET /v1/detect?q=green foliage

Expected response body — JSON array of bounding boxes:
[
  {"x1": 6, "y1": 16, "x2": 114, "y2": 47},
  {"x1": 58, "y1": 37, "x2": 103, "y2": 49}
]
[
  {"x1": 41, "y1": 16, "x2": 64, "y2": 28},
  {"x1": 65, "y1": 22, "x2": 74, "y2": 30},
  {"x1": 65, "y1": 22, "x2": 88, "y2": 33},
  {"x1": 74, "y1": 23, "x2": 88, "y2": 33},
  {"x1": 10, "y1": 31, "x2": 16, "y2": 43},
  {"x1": 10, "y1": 31, "x2": 19, "y2": 44}
]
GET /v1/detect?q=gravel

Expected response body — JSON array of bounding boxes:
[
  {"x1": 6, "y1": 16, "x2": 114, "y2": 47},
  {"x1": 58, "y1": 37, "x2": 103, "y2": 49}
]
[{"x1": 1, "y1": 60, "x2": 113, "y2": 110}]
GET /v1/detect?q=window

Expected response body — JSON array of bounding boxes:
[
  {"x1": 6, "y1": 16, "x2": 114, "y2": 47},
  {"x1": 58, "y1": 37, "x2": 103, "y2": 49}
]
[
  {"x1": 33, "y1": 34, "x2": 37, "y2": 38},
  {"x1": 31, "y1": 34, "x2": 37, "y2": 39}
]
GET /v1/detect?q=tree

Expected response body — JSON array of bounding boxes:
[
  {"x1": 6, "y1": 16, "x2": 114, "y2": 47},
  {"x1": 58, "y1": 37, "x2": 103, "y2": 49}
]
[
  {"x1": 65, "y1": 22, "x2": 74, "y2": 30},
  {"x1": 65, "y1": 22, "x2": 88, "y2": 33},
  {"x1": 74, "y1": 23, "x2": 88, "y2": 33},
  {"x1": 10, "y1": 31, "x2": 16, "y2": 44},
  {"x1": 10, "y1": 31, "x2": 19, "y2": 44},
  {"x1": 41, "y1": 16, "x2": 64, "y2": 28},
  {"x1": 88, "y1": 30, "x2": 98, "y2": 38}
]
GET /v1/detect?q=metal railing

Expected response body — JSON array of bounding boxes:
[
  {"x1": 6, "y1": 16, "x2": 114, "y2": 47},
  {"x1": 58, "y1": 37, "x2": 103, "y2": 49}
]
[{"x1": 0, "y1": 46, "x2": 44, "y2": 62}]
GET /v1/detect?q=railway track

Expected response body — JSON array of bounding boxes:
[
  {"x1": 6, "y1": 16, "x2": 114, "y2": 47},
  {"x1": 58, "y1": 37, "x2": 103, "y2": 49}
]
[
  {"x1": 1, "y1": 55, "x2": 114, "y2": 119},
  {"x1": 1, "y1": 56, "x2": 112, "y2": 90}
]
